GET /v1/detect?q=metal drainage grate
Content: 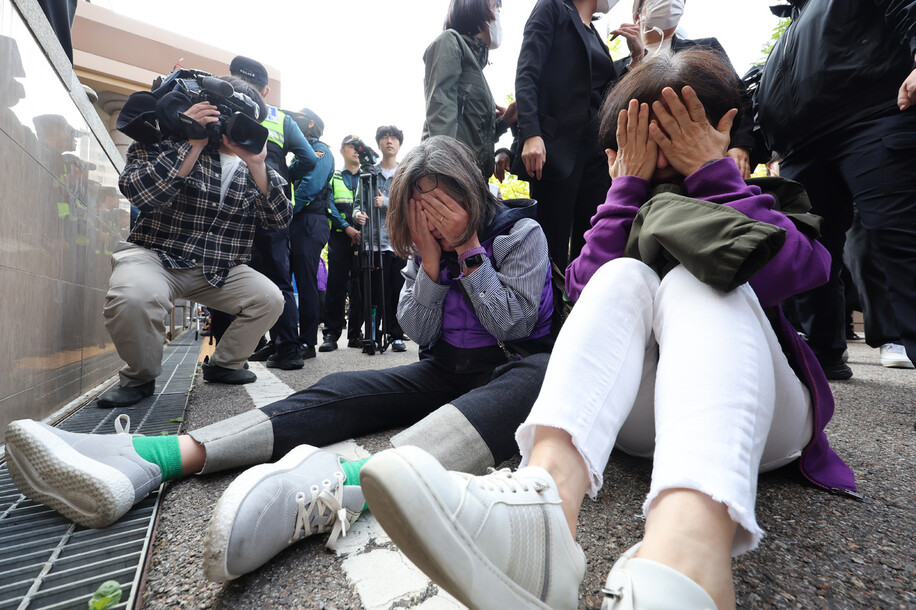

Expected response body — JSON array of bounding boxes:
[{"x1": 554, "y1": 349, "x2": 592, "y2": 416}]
[{"x1": 0, "y1": 332, "x2": 201, "y2": 610}]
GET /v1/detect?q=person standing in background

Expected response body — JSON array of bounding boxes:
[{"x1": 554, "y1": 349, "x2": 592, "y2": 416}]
[
  {"x1": 514, "y1": 0, "x2": 640, "y2": 268},
  {"x1": 288, "y1": 108, "x2": 334, "y2": 359}
]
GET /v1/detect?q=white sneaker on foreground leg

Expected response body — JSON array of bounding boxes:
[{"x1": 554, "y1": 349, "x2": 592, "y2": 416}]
[
  {"x1": 202, "y1": 444, "x2": 365, "y2": 582},
  {"x1": 601, "y1": 544, "x2": 717, "y2": 610},
  {"x1": 879, "y1": 343, "x2": 914, "y2": 369},
  {"x1": 362, "y1": 446, "x2": 586, "y2": 610}
]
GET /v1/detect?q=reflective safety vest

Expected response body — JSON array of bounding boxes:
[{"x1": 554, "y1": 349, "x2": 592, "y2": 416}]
[
  {"x1": 262, "y1": 105, "x2": 294, "y2": 205},
  {"x1": 262, "y1": 105, "x2": 285, "y2": 148},
  {"x1": 329, "y1": 171, "x2": 356, "y2": 232}
]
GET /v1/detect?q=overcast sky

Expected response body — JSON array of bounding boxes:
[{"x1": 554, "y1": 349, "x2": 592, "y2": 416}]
[{"x1": 98, "y1": 0, "x2": 781, "y2": 167}]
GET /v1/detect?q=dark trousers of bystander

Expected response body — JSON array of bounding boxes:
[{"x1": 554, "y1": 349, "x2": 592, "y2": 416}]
[
  {"x1": 289, "y1": 212, "x2": 329, "y2": 349},
  {"x1": 325, "y1": 230, "x2": 362, "y2": 341},
  {"x1": 780, "y1": 110, "x2": 916, "y2": 366}
]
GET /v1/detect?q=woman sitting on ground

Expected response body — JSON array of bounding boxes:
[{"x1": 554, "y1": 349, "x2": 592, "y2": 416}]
[
  {"x1": 361, "y1": 49, "x2": 857, "y2": 610},
  {"x1": 4, "y1": 135, "x2": 554, "y2": 582}
]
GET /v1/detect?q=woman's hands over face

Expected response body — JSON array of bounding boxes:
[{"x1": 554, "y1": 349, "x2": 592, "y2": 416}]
[
  {"x1": 408, "y1": 197, "x2": 440, "y2": 262},
  {"x1": 607, "y1": 99, "x2": 657, "y2": 181},
  {"x1": 649, "y1": 86, "x2": 737, "y2": 177},
  {"x1": 415, "y1": 187, "x2": 471, "y2": 250}
]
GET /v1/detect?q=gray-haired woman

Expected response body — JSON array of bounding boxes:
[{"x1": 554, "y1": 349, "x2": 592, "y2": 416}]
[{"x1": 4, "y1": 136, "x2": 555, "y2": 583}]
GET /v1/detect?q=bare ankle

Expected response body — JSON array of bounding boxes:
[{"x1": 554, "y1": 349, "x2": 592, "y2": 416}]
[{"x1": 528, "y1": 426, "x2": 590, "y2": 538}]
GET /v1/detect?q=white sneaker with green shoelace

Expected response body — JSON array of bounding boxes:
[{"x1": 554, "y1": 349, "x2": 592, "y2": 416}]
[{"x1": 202, "y1": 444, "x2": 365, "y2": 582}]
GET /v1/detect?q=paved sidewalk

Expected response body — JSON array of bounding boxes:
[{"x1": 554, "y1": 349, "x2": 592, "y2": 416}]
[{"x1": 139, "y1": 339, "x2": 914, "y2": 609}]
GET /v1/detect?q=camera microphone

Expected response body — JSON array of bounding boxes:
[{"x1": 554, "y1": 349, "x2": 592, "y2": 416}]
[{"x1": 201, "y1": 76, "x2": 234, "y2": 98}]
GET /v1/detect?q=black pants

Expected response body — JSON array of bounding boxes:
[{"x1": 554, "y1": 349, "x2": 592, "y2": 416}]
[
  {"x1": 780, "y1": 110, "x2": 916, "y2": 365},
  {"x1": 843, "y1": 204, "x2": 902, "y2": 348},
  {"x1": 324, "y1": 230, "x2": 362, "y2": 339},
  {"x1": 261, "y1": 345, "x2": 550, "y2": 464},
  {"x1": 210, "y1": 225, "x2": 299, "y2": 357},
  {"x1": 289, "y1": 212, "x2": 329, "y2": 348},
  {"x1": 530, "y1": 138, "x2": 610, "y2": 269}
]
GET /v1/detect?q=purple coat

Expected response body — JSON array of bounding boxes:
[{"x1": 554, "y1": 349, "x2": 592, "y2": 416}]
[{"x1": 567, "y1": 159, "x2": 857, "y2": 494}]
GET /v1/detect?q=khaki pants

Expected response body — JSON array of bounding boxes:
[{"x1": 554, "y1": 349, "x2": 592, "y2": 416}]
[{"x1": 103, "y1": 242, "x2": 283, "y2": 387}]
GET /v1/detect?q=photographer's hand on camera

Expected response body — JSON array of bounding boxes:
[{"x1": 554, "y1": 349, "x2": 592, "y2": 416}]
[{"x1": 177, "y1": 102, "x2": 220, "y2": 177}]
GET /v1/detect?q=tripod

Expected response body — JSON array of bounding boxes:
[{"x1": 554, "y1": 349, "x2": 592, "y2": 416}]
[{"x1": 356, "y1": 165, "x2": 389, "y2": 355}]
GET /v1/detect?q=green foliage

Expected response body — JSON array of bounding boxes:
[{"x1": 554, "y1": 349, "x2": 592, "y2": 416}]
[
  {"x1": 756, "y1": 18, "x2": 791, "y2": 65},
  {"x1": 607, "y1": 33, "x2": 627, "y2": 61},
  {"x1": 490, "y1": 174, "x2": 530, "y2": 200}
]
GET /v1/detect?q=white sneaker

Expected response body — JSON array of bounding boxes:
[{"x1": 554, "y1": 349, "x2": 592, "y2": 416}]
[
  {"x1": 879, "y1": 343, "x2": 914, "y2": 369},
  {"x1": 202, "y1": 445, "x2": 365, "y2": 582},
  {"x1": 601, "y1": 544, "x2": 717, "y2": 610},
  {"x1": 362, "y1": 446, "x2": 586, "y2": 610}
]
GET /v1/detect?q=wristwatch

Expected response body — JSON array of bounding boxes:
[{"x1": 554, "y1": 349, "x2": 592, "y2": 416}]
[{"x1": 459, "y1": 252, "x2": 486, "y2": 272}]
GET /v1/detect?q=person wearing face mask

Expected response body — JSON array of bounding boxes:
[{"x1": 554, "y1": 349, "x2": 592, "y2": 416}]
[
  {"x1": 514, "y1": 0, "x2": 642, "y2": 269},
  {"x1": 422, "y1": 0, "x2": 516, "y2": 180},
  {"x1": 633, "y1": 0, "x2": 757, "y2": 179}
]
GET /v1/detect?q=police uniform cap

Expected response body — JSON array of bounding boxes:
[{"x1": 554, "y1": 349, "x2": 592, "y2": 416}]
[{"x1": 229, "y1": 55, "x2": 269, "y2": 88}]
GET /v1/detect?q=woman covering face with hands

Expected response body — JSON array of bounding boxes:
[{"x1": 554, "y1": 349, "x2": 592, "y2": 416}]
[{"x1": 362, "y1": 51, "x2": 855, "y2": 610}]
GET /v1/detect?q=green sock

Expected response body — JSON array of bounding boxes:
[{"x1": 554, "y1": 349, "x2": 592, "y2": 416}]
[
  {"x1": 131, "y1": 436, "x2": 183, "y2": 482},
  {"x1": 340, "y1": 456, "x2": 371, "y2": 512},
  {"x1": 340, "y1": 456, "x2": 371, "y2": 486}
]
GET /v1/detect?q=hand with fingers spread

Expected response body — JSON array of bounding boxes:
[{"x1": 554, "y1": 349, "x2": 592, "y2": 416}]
[
  {"x1": 407, "y1": 198, "x2": 441, "y2": 280},
  {"x1": 606, "y1": 99, "x2": 657, "y2": 181},
  {"x1": 416, "y1": 188, "x2": 471, "y2": 249},
  {"x1": 649, "y1": 86, "x2": 737, "y2": 177}
]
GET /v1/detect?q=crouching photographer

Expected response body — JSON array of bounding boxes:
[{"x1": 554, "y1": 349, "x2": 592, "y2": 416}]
[{"x1": 97, "y1": 71, "x2": 291, "y2": 408}]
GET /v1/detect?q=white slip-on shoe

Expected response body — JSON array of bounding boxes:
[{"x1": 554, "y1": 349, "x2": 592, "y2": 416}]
[
  {"x1": 879, "y1": 343, "x2": 914, "y2": 369},
  {"x1": 600, "y1": 543, "x2": 717, "y2": 610},
  {"x1": 4, "y1": 416, "x2": 162, "y2": 529},
  {"x1": 362, "y1": 446, "x2": 586, "y2": 610},
  {"x1": 202, "y1": 444, "x2": 365, "y2": 582}
]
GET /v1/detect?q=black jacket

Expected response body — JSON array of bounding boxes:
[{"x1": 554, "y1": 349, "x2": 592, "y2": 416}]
[
  {"x1": 514, "y1": 0, "x2": 628, "y2": 181},
  {"x1": 758, "y1": 0, "x2": 916, "y2": 157},
  {"x1": 670, "y1": 36, "x2": 756, "y2": 153}
]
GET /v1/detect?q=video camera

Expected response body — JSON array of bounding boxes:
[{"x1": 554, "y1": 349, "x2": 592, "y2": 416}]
[
  {"x1": 345, "y1": 137, "x2": 379, "y2": 169},
  {"x1": 116, "y1": 68, "x2": 268, "y2": 154}
]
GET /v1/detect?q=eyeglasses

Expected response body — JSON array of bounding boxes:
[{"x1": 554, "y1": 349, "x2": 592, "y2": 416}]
[{"x1": 413, "y1": 174, "x2": 439, "y2": 194}]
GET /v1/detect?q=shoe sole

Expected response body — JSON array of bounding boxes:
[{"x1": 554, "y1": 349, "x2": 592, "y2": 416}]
[
  {"x1": 362, "y1": 448, "x2": 550, "y2": 610},
  {"x1": 202, "y1": 444, "x2": 321, "y2": 582},
  {"x1": 266, "y1": 361, "x2": 305, "y2": 370},
  {"x1": 881, "y1": 359, "x2": 915, "y2": 369},
  {"x1": 5, "y1": 420, "x2": 135, "y2": 529},
  {"x1": 318, "y1": 345, "x2": 337, "y2": 352}
]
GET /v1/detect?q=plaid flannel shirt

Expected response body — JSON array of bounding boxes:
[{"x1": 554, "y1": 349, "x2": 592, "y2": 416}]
[{"x1": 119, "y1": 139, "x2": 292, "y2": 287}]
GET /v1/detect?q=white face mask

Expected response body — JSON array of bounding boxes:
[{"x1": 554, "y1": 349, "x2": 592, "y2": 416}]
[
  {"x1": 487, "y1": 11, "x2": 503, "y2": 50},
  {"x1": 638, "y1": 0, "x2": 685, "y2": 32},
  {"x1": 595, "y1": 0, "x2": 621, "y2": 14}
]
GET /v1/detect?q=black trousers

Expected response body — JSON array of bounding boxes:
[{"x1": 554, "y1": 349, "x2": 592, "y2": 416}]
[
  {"x1": 780, "y1": 110, "x2": 916, "y2": 365},
  {"x1": 261, "y1": 345, "x2": 550, "y2": 465},
  {"x1": 324, "y1": 230, "x2": 362, "y2": 339},
  {"x1": 289, "y1": 212, "x2": 329, "y2": 348},
  {"x1": 530, "y1": 144, "x2": 609, "y2": 269},
  {"x1": 843, "y1": 204, "x2": 902, "y2": 348}
]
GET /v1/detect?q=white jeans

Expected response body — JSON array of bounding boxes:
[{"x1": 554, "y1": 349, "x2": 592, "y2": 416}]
[{"x1": 517, "y1": 259, "x2": 813, "y2": 554}]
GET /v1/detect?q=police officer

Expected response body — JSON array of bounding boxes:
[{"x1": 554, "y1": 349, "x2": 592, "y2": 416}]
[
  {"x1": 208, "y1": 56, "x2": 319, "y2": 369},
  {"x1": 287, "y1": 109, "x2": 334, "y2": 358},
  {"x1": 320, "y1": 135, "x2": 364, "y2": 352}
]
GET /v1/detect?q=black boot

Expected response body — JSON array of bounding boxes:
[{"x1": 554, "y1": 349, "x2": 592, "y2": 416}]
[{"x1": 97, "y1": 380, "x2": 155, "y2": 408}]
